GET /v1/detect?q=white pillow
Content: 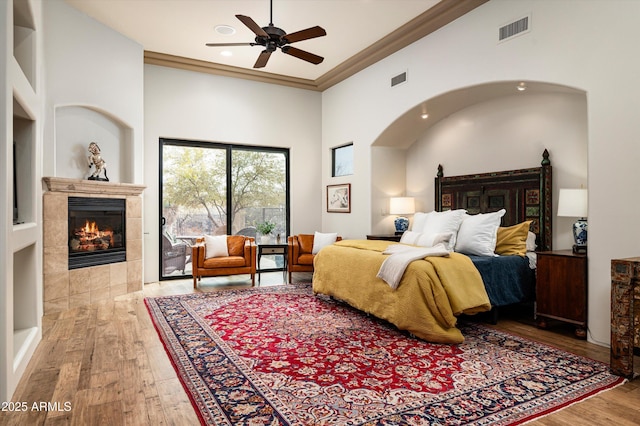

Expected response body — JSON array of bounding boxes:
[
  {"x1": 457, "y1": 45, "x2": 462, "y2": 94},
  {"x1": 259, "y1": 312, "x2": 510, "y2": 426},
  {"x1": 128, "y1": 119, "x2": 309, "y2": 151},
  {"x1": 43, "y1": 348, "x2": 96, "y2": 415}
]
[
  {"x1": 419, "y1": 209, "x2": 466, "y2": 250},
  {"x1": 526, "y1": 231, "x2": 538, "y2": 252},
  {"x1": 204, "y1": 234, "x2": 228, "y2": 259},
  {"x1": 411, "y1": 212, "x2": 429, "y2": 232},
  {"x1": 416, "y1": 232, "x2": 453, "y2": 249},
  {"x1": 455, "y1": 209, "x2": 506, "y2": 256},
  {"x1": 399, "y1": 230, "x2": 421, "y2": 245},
  {"x1": 312, "y1": 232, "x2": 338, "y2": 254}
]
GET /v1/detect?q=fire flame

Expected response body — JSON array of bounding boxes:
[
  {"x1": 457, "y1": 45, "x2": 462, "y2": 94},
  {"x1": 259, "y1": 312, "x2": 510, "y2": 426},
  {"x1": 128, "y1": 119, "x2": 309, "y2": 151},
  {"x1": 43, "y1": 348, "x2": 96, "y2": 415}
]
[
  {"x1": 84, "y1": 219, "x2": 100, "y2": 235},
  {"x1": 70, "y1": 220, "x2": 115, "y2": 252}
]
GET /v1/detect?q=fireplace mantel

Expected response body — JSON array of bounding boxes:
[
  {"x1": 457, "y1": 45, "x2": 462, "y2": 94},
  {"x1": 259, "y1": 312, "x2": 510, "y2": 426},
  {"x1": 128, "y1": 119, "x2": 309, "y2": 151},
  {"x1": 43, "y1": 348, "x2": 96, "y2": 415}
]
[{"x1": 43, "y1": 177, "x2": 145, "y2": 196}]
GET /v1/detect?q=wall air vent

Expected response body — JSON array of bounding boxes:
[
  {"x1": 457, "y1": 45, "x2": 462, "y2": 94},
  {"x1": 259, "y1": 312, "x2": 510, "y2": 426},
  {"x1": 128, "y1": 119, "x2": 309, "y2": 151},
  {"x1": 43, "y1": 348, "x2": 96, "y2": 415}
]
[
  {"x1": 499, "y1": 15, "x2": 530, "y2": 42},
  {"x1": 391, "y1": 71, "x2": 407, "y2": 87}
]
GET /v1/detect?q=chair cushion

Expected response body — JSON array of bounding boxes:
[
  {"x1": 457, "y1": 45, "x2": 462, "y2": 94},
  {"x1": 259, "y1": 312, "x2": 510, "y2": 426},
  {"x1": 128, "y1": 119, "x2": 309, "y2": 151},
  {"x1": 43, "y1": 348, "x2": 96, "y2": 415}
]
[
  {"x1": 203, "y1": 255, "x2": 246, "y2": 268},
  {"x1": 312, "y1": 232, "x2": 338, "y2": 254},
  {"x1": 298, "y1": 234, "x2": 315, "y2": 254},
  {"x1": 227, "y1": 235, "x2": 246, "y2": 256},
  {"x1": 205, "y1": 235, "x2": 228, "y2": 259}
]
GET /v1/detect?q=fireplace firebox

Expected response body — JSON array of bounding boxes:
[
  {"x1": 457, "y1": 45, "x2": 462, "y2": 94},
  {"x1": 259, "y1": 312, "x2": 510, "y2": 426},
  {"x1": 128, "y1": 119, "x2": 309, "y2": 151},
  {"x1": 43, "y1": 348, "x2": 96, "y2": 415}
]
[{"x1": 68, "y1": 196, "x2": 126, "y2": 269}]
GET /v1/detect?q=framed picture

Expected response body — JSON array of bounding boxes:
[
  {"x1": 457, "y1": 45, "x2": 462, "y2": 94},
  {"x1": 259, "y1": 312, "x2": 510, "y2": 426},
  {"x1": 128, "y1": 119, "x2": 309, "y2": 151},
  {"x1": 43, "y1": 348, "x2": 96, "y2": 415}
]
[{"x1": 327, "y1": 183, "x2": 351, "y2": 213}]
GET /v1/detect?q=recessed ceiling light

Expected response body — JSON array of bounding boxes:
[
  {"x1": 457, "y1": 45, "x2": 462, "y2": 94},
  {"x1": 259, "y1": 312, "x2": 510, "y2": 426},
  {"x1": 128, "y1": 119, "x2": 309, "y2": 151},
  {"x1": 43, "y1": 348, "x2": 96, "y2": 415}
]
[
  {"x1": 215, "y1": 25, "x2": 236, "y2": 36},
  {"x1": 220, "y1": 50, "x2": 233, "y2": 57},
  {"x1": 517, "y1": 82, "x2": 527, "y2": 91}
]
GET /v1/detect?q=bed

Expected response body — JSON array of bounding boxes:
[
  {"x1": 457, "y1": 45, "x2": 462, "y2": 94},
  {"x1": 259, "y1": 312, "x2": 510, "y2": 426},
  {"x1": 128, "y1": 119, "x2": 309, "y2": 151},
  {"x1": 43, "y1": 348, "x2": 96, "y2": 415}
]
[{"x1": 313, "y1": 150, "x2": 552, "y2": 343}]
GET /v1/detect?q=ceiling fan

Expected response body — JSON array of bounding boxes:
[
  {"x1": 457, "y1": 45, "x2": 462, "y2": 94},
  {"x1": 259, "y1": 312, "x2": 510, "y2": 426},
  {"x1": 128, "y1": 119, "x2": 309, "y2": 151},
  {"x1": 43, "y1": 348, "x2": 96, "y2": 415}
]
[{"x1": 206, "y1": 0, "x2": 326, "y2": 69}]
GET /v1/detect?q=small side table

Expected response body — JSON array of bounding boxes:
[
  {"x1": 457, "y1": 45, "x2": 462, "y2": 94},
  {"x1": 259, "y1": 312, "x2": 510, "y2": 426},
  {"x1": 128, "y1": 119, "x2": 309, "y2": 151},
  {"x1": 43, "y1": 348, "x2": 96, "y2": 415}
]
[
  {"x1": 257, "y1": 243, "x2": 288, "y2": 283},
  {"x1": 366, "y1": 234, "x2": 402, "y2": 242},
  {"x1": 535, "y1": 250, "x2": 588, "y2": 338}
]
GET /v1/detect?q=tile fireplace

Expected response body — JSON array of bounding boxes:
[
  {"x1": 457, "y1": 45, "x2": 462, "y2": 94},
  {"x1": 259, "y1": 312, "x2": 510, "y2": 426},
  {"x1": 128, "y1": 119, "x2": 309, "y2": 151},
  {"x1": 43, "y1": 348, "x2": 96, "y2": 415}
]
[{"x1": 43, "y1": 177, "x2": 145, "y2": 315}]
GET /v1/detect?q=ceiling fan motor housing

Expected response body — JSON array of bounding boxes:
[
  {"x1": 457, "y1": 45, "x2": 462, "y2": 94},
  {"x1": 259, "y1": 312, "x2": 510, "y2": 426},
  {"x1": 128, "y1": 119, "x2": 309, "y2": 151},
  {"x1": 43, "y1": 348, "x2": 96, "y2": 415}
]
[{"x1": 256, "y1": 25, "x2": 286, "y2": 48}]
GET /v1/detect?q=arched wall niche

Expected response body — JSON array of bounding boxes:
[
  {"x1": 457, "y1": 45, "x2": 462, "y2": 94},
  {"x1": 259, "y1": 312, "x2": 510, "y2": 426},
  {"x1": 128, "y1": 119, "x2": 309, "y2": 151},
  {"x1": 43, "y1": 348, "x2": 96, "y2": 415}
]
[
  {"x1": 54, "y1": 105, "x2": 134, "y2": 183},
  {"x1": 370, "y1": 80, "x2": 588, "y2": 250}
]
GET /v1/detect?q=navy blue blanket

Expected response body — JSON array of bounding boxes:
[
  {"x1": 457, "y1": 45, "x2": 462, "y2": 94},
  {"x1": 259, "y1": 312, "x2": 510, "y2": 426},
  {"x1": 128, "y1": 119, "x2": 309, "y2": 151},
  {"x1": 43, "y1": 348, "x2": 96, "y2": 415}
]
[{"x1": 468, "y1": 255, "x2": 535, "y2": 307}]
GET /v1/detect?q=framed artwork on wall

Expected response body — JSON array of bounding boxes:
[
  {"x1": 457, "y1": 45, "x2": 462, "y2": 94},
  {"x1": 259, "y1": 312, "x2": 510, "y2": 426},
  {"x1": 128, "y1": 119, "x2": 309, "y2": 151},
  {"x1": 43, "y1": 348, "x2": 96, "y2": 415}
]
[{"x1": 327, "y1": 183, "x2": 351, "y2": 213}]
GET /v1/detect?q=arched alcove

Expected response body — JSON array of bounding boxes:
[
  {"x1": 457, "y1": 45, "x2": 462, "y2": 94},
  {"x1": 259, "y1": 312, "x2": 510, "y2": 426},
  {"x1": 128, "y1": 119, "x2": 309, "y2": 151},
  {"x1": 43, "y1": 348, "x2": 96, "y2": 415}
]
[
  {"x1": 54, "y1": 105, "x2": 134, "y2": 183},
  {"x1": 370, "y1": 81, "x2": 588, "y2": 250}
]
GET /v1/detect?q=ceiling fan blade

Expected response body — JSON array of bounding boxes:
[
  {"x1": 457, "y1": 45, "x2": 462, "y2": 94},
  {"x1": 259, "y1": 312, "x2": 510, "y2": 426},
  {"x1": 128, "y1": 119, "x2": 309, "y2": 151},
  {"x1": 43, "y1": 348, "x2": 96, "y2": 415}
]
[
  {"x1": 236, "y1": 14, "x2": 269, "y2": 38},
  {"x1": 205, "y1": 42, "x2": 255, "y2": 47},
  {"x1": 281, "y1": 46, "x2": 324, "y2": 65},
  {"x1": 283, "y1": 26, "x2": 327, "y2": 44},
  {"x1": 254, "y1": 50, "x2": 272, "y2": 68}
]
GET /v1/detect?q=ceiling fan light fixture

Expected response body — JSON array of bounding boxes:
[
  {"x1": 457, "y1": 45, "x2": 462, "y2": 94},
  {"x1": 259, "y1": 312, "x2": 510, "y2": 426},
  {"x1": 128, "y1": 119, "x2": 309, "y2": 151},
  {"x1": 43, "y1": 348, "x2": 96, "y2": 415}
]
[
  {"x1": 215, "y1": 25, "x2": 236, "y2": 36},
  {"x1": 206, "y1": 0, "x2": 326, "y2": 69},
  {"x1": 517, "y1": 81, "x2": 527, "y2": 91}
]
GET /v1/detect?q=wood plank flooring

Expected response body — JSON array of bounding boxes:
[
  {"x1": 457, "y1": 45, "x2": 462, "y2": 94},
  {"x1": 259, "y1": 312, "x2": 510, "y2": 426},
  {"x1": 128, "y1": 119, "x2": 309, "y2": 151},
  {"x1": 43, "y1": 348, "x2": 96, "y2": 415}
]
[{"x1": 2, "y1": 272, "x2": 639, "y2": 425}]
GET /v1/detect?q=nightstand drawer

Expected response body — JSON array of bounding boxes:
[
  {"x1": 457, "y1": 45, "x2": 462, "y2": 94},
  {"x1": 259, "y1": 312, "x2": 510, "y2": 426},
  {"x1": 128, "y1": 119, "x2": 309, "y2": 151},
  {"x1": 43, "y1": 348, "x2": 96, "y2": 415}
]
[{"x1": 260, "y1": 247, "x2": 286, "y2": 255}]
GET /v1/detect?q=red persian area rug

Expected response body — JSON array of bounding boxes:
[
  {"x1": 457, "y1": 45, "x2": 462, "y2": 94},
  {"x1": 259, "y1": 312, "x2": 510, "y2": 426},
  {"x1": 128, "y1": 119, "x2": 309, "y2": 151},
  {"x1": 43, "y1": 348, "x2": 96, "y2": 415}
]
[{"x1": 145, "y1": 284, "x2": 625, "y2": 425}]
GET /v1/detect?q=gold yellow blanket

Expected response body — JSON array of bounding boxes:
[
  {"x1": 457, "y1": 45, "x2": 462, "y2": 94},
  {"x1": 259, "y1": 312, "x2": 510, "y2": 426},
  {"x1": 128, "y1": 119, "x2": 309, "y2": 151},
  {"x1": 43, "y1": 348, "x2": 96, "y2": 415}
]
[{"x1": 312, "y1": 240, "x2": 491, "y2": 343}]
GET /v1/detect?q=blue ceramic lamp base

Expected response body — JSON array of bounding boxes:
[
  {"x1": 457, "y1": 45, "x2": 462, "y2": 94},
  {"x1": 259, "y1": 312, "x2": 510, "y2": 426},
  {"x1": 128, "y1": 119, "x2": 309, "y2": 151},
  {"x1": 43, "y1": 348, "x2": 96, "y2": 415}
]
[
  {"x1": 394, "y1": 216, "x2": 409, "y2": 233},
  {"x1": 572, "y1": 218, "x2": 587, "y2": 254}
]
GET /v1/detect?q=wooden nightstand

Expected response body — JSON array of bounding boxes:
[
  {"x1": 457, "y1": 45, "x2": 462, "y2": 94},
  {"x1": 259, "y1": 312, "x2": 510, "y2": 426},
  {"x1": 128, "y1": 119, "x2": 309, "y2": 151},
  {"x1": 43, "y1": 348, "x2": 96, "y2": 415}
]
[
  {"x1": 536, "y1": 250, "x2": 588, "y2": 338},
  {"x1": 366, "y1": 234, "x2": 402, "y2": 242}
]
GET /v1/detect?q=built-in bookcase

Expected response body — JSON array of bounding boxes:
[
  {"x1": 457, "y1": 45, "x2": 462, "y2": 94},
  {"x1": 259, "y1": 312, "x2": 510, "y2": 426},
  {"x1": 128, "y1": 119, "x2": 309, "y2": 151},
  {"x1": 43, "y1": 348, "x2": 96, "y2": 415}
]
[{"x1": 1, "y1": 0, "x2": 42, "y2": 402}]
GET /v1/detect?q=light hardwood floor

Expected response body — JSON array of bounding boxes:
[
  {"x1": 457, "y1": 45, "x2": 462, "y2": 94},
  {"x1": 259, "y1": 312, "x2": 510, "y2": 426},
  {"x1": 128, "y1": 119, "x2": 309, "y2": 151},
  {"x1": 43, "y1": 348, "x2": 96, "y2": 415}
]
[{"x1": 2, "y1": 272, "x2": 639, "y2": 426}]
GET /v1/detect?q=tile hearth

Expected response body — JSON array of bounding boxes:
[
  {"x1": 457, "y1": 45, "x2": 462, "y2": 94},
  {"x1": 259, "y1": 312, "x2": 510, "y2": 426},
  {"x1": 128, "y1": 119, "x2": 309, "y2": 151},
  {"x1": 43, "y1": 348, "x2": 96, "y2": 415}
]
[{"x1": 42, "y1": 177, "x2": 145, "y2": 315}]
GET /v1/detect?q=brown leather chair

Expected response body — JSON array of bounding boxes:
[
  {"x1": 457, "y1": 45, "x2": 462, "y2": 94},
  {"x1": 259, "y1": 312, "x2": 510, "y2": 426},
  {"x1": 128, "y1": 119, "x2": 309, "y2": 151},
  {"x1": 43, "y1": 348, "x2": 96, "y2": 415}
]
[
  {"x1": 287, "y1": 234, "x2": 342, "y2": 282},
  {"x1": 192, "y1": 235, "x2": 257, "y2": 288}
]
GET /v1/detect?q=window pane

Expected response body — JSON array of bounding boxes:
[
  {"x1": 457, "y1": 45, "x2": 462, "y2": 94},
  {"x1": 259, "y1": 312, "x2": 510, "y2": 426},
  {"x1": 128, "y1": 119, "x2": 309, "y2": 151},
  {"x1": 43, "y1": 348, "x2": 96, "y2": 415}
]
[
  {"x1": 161, "y1": 144, "x2": 227, "y2": 278},
  {"x1": 332, "y1": 143, "x2": 353, "y2": 177},
  {"x1": 231, "y1": 149, "x2": 287, "y2": 243}
]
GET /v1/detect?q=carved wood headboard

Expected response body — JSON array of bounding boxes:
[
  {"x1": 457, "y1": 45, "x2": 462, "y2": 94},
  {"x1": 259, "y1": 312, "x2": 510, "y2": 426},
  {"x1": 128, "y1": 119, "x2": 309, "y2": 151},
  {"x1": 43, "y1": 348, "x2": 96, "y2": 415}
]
[{"x1": 434, "y1": 150, "x2": 552, "y2": 251}]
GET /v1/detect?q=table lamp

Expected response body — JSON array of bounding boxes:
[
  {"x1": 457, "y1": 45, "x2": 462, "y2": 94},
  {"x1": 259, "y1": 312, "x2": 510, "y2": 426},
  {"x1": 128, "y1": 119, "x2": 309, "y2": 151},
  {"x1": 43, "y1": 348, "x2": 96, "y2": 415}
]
[
  {"x1": 557, "y1": 188, "x2": 588, "y2": 254},
  {"x1": 389, "y1": 197, "x2": 415, "y2": 234}
]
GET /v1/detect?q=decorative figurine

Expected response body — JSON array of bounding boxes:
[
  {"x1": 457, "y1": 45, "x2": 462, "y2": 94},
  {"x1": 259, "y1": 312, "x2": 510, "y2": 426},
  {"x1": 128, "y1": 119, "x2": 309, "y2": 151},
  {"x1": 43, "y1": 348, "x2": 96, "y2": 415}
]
[{"x1": 87, "y1": 142, "x2": 109, "y2": 181}]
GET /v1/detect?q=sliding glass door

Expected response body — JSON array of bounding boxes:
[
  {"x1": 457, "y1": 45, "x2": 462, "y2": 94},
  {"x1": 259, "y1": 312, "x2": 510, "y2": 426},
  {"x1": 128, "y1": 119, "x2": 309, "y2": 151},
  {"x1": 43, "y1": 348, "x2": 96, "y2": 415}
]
[{"x1": 160, "y1": 139, "x2": 289, "y2": 279}]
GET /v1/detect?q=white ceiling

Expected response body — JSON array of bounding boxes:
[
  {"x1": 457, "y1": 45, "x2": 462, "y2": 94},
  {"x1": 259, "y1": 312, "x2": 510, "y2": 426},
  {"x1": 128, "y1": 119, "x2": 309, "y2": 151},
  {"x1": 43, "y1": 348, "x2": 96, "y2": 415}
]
[{"x1": 64, "y1": 0, "x2": 443, "y2": 81}]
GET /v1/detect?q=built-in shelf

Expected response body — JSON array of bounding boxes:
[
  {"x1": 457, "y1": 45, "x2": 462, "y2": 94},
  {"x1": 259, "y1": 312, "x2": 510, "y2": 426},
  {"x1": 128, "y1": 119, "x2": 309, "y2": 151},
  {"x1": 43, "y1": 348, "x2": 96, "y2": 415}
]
[
  {"x1": 13, "y1": 97, "x2": 35, "y2": 225},
  {"x1": 12, "y1": 223, "x2": 37, "y2": 252},
  {"x1": 13, "y1": 0, "x2": 36, "y2": 90},
  {"x1": 2, "y1": 0, "x2": 42, "y2": 403},
  {"x1": 12, "y1": 244, "x2": 38, "y2": 370},
  {"x1": 12, "y1": 327, "x2": 37, "y2": 370}
]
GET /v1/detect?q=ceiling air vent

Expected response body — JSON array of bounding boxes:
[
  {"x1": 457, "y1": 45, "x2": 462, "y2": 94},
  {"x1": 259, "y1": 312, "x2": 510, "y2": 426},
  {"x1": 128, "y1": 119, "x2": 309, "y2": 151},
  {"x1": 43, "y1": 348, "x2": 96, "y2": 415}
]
[
  {"x1": 499, "y1": 15, "x2": 530, "y2": 42},
  {"x1": 391, "y1": 71, "x2": 407, "y2": 87}
]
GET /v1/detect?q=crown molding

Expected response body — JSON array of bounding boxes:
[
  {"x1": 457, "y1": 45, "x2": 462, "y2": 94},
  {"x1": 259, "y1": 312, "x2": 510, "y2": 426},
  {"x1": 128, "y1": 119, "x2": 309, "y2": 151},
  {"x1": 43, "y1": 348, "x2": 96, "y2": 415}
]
[
  {"x1": 144, "y1": 51, "x2": 321, "y2": 91},
  {"x1": 144, "y1": 0, "x2": 488, "y2": 92}
]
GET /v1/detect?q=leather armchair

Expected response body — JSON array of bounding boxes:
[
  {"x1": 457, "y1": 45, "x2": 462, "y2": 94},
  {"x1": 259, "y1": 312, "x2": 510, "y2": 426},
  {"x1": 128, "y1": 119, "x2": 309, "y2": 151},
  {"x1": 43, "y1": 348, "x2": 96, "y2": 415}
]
[
  {"x1": 192, "y1": 235, "x2": 257, "y2": 288},
  {"x1": 287, "y1": 234, "x2": 342, "y2": 282}
]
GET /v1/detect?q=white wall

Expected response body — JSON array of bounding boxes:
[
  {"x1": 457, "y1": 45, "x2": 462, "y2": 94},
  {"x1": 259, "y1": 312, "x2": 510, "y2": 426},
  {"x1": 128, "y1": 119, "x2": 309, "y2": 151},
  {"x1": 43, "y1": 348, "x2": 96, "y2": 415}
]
[
  {"x1": 143, "y1": 65, "x2": 322, "y2": 283},
  {"x1": 400, "y1": 91, "x2": 587, "y2": 250},
  {"x1": 322, "y1": 0, "x2": 640, "y2": 346},
  {"x1": 43, "y1": 0, "x2": 144, "y2": 183}
]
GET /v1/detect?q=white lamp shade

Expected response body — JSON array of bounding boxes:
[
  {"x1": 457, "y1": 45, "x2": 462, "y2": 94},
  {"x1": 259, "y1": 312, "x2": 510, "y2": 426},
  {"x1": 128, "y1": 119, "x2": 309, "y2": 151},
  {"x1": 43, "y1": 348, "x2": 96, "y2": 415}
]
[
  {"x1": 557, "y1": 189, "x2": 588, "y2": 218},
  {"x1": 389, "y1": 197, "x2": 415, "y2": 215}
]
